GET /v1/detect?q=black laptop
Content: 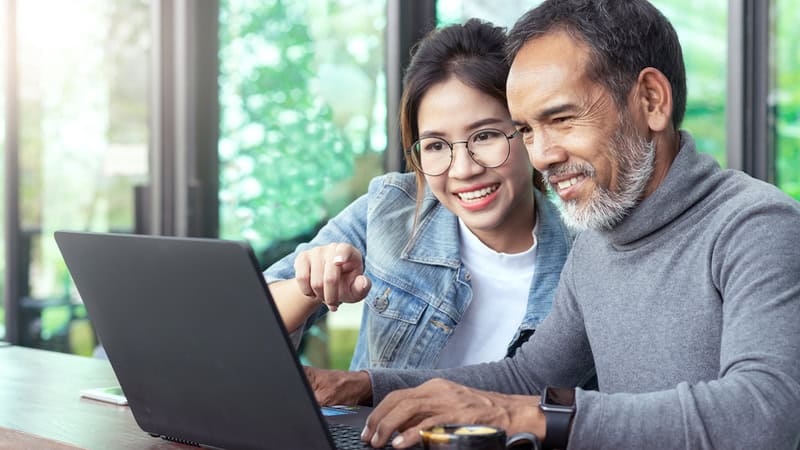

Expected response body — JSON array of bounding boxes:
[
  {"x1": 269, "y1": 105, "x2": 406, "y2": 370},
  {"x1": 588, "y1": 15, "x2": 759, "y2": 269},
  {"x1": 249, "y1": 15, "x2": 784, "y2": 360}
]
[{"x1": 55, "y1": 231, "x2": 392, "y2": 450}]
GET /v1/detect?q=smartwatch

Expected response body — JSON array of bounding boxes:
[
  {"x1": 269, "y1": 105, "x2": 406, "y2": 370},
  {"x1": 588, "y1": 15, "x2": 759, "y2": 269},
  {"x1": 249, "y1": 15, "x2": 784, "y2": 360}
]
[{"x1": 539, "y1": 386, "x2": 575, "y2": 450}]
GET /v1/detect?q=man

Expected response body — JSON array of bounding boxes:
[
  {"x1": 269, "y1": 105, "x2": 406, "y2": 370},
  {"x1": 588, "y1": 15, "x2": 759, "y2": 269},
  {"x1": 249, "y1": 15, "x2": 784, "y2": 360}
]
[{"x1": 307, "y1": 1, "x2": 800, "y2": 448}]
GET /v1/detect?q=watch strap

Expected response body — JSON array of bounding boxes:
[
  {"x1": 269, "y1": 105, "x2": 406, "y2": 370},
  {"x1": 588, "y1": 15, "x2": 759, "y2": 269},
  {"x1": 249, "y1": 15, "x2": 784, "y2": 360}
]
[{"x1": 541, "y1": 406, "x2": 572, "y2": 450}]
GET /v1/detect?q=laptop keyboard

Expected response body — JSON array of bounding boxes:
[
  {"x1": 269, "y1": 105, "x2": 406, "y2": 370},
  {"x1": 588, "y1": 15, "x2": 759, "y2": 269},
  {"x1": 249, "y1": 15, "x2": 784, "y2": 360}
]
[{"x1": 329, "y1": 423, "x2": 394, "y2": 449}]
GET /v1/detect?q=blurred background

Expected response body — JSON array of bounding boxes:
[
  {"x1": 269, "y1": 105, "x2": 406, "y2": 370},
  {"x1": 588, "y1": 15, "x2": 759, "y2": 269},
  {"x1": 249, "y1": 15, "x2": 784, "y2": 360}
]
[{"x1": 1, "y1": 0, "x2": 798, "y2": 369}]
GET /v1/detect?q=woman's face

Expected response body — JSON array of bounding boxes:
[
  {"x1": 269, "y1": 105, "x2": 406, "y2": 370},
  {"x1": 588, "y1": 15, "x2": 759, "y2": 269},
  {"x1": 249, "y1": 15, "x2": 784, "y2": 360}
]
[{"x1": 416, "y1": 77, "x2": 535, "y2": 253}]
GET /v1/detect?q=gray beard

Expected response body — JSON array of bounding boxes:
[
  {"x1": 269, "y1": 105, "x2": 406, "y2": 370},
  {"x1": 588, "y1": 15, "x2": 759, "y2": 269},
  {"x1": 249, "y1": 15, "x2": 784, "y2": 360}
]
[{"x1": 545, "y1": 119, "x2": 656, "y2": 232}]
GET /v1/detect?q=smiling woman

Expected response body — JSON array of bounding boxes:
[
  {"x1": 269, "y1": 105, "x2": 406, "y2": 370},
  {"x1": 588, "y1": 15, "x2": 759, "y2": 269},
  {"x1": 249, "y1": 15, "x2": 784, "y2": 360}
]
[{"x1": 263, "y1": 19, "x2": 573, "y2": 373}]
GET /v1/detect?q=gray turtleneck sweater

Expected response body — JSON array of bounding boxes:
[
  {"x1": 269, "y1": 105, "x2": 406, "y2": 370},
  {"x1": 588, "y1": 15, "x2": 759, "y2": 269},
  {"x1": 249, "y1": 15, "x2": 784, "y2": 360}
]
[{"x1": 367, "y1": 132, "x2": 800, "y2": 449}]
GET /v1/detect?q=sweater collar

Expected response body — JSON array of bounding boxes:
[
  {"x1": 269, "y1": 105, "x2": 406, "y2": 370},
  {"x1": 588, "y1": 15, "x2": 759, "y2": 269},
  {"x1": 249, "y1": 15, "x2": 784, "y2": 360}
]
[{"x1": 602, "y1": 131, "x2": 721, "y2": 247}]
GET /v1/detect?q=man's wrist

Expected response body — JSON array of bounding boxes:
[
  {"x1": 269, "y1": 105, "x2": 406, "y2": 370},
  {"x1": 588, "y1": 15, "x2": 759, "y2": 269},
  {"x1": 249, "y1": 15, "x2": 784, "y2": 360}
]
[
  {"x1": 539, "y1": 387, "x2": 576, "y2": 450},
  {"x1": 351, "y1": 370, "x2": 373, "y2": 406}
]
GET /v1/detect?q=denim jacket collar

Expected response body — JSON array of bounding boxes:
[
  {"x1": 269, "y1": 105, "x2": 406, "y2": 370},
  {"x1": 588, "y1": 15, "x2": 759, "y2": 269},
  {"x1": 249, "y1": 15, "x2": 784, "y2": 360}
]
[
  {"x1": 401, "y1": 191, "x2": 461, "y2": 268},
  {"x1": 400, "y1": 187, "x2": 572, "y2": 339}
]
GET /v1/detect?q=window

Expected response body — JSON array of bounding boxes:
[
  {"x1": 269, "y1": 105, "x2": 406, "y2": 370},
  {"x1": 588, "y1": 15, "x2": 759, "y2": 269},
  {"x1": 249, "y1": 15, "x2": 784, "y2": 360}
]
[
  {"x1": 218, "y1": 0, "x2": 387, "y2": 368},
  {"x1": 11, "y1": 0, "x2": 150, "y2": 353},
  {"x1": 774, "y1": 0, "x2": 800, "y2": 200}
]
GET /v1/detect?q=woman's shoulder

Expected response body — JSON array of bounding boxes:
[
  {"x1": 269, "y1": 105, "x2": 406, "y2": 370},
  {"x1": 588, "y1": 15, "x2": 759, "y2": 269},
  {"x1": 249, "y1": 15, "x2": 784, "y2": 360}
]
[{"x1": 366, "y1": 172, "x2": 425, "y2": 202}]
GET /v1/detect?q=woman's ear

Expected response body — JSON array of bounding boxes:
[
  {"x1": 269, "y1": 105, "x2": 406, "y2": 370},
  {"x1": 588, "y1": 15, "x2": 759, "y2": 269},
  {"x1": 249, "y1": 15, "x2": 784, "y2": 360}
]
[{"x1": 633, "y1": 67, "x2": 673, "y2": 132}]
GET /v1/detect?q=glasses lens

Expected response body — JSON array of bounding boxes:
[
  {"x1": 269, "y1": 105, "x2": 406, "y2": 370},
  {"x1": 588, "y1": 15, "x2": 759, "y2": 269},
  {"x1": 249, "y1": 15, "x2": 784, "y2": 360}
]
[
  {"x1": 468, "y1": 129, "x2": 510, "y2": 168},
  {"x1": 413, "y1": 137, "x2": 451, "y2": 175}
]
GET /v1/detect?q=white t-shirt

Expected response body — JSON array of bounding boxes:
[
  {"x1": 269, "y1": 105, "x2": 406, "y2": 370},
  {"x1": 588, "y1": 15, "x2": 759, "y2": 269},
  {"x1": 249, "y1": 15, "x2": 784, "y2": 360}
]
[{"x1": 435, "y1": 219, "x2": 537, "y2": 369}]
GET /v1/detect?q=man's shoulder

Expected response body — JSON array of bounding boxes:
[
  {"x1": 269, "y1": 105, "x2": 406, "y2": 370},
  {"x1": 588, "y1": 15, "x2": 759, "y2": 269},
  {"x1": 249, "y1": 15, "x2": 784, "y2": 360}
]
[{"x1": 711, "y1": 169, "x2": 800, "y2": 216}]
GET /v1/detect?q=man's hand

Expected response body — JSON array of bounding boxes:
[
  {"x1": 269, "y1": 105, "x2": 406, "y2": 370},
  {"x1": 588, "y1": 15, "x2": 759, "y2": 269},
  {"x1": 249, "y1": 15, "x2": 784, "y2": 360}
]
[
  {"x1": 361, "y1": 378, "x2": 545, "y2": 449},
  {"x1": 294, "y1": 243, "x2": 372, "y2": 311},
  {"x1": 304, "y1": 366, "x2": 373, "y2": 406}
]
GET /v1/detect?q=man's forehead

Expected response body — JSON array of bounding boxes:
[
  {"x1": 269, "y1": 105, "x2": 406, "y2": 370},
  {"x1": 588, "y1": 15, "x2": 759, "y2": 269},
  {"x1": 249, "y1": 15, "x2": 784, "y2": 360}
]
[
  {"x1": 507, "y1": 31, "x2": 601, "y2": 115},
  {"x1": 509, "y1": 30, "x2": 590, "y2": 81}
]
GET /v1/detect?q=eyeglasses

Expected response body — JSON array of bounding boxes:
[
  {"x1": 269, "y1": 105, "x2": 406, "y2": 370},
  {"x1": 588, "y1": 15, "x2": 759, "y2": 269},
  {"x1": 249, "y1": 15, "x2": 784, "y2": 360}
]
[{"x1": 407, "y1": 128, "x2": 520, "y2": 176}]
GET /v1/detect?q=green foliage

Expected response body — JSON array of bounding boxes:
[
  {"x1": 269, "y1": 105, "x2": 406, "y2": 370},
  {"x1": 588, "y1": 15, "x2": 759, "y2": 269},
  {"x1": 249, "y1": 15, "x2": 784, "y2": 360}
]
[
  {"x1": 218, "y1": 0, "x2": 355, "y2": 252},
  {"x1": 775, "y1": 0, "x2": 800, "y2": 201},
  {"x1": 652, "y1": 0, "x2": 727, "y2": 166}
]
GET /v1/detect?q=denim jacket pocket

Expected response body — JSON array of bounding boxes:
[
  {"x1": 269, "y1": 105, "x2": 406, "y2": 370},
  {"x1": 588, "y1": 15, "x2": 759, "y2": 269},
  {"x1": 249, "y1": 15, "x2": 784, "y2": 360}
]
[{"x1": 363, "y1": 276, "x2": 429, "y2": 366}]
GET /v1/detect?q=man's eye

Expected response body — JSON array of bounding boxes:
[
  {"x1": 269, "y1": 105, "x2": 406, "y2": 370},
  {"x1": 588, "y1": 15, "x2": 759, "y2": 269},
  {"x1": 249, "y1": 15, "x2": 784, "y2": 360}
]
[
  {"x1": 517, "y1": 127, "x2": 533, "y2": 138},
  {"x1": 553, "y1": 116, "x2": 572, "y2": 124}
]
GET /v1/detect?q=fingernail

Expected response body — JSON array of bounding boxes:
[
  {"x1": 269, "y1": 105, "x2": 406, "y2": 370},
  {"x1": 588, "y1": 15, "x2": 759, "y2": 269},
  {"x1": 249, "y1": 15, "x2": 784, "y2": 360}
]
[
  {"x1": 360, "y1": 426, "x2": 369, "y2": 440},
  {"x1": 333, "y1": 255, "x2": 345, "y2": 264},
  {"x1": 359, "y1": 277, "x2": 368, "y2": 289},
  {"x1": 391, "y1": 435, "x2": 405, "y2": 447}
]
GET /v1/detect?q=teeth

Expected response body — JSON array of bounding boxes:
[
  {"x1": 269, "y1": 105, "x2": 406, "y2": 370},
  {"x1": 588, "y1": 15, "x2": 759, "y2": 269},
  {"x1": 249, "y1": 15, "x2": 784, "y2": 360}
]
[
  {"x1": 457, "y1": 185, "x2": 498, "y2": 201},
  {"x1": 557, "y1": 177, "x2": 581, "y2": 190}
]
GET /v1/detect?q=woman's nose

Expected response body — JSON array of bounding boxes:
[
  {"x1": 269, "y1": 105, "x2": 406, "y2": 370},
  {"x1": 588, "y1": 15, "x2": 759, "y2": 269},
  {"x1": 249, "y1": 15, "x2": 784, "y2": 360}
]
[{"x1": 448, "y1": 142, "x2": 484, "y2": 178}]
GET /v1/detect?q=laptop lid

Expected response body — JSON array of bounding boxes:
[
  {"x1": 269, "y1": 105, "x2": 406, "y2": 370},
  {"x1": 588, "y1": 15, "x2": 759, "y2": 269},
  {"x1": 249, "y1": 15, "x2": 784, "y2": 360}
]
[{"x1": 55, "y1": 231, "x2": 368, "y2": 450}]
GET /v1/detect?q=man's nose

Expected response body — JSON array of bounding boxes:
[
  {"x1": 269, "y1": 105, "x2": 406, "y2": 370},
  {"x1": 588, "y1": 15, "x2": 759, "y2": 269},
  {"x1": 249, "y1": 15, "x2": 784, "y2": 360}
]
[{"x1": 527, "y1": 133, "x2": 567, "y2": 173}]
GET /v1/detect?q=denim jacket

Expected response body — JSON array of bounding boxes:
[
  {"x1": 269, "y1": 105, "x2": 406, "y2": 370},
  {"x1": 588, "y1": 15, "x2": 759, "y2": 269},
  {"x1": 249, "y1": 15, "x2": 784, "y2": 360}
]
[{"x1": 264, "y1": 172, "x2": 573, "y2": 370}]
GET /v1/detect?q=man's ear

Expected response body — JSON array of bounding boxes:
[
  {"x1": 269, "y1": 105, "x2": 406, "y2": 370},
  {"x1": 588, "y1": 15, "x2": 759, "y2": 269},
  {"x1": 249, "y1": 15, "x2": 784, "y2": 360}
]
[{"x1": 633, "y1": 67, "x2": 673, "y2": 132}]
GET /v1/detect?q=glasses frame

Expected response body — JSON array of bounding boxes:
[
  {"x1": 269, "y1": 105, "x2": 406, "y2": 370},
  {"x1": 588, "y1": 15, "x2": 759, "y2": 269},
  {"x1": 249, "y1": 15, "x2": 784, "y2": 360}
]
[{"x1": 406, "y1": 128, "x2": 520, "y2": 176}]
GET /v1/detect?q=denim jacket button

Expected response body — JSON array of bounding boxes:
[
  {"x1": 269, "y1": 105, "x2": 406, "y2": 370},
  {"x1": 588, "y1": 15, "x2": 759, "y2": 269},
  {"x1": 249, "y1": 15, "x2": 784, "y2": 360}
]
[
  {"x1": 374, "y1": 295, "x2": 389, "y2": 313},
  {"x1": 464, "y1": 271, "x2": 472, "y2": 281}
]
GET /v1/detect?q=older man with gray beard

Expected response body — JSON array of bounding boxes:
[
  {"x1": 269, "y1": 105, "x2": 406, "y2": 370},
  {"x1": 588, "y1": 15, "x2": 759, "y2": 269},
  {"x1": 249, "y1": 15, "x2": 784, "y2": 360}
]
[{"x1": 304, "y1": 1, "x2": 800, "y2": 449}]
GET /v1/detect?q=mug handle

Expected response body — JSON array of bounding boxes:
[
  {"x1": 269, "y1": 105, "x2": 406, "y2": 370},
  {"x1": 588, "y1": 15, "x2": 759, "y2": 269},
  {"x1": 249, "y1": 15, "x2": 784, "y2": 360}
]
[{"x1": 506, "y1": 432, "x2": 541, "y2": 450}]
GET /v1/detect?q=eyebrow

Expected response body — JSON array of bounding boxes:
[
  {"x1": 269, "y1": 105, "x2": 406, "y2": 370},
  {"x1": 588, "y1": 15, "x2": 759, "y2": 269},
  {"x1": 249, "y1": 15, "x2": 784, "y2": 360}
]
[
  {"x1": 419, "y1": 117, "x2": 508, "y2": 137},
  {"x1": 512, "y1": 103, "x2": 579, "y2": 127},
  {"x1": 538, "y1": 103, "x2": 578, "y2": 119}
]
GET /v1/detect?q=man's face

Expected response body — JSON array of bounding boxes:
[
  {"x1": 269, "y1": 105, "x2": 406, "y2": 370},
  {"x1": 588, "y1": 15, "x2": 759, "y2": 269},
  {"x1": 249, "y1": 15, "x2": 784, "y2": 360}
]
[{"x1": 507, "y1": 30, "x2": 655, "y2": 231}]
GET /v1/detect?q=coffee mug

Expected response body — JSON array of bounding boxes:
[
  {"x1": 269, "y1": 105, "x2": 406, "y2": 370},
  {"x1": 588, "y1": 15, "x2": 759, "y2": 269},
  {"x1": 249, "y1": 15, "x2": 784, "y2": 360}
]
[{"x1": 420, "y1": 424, "x2": 540, "y2": 450}]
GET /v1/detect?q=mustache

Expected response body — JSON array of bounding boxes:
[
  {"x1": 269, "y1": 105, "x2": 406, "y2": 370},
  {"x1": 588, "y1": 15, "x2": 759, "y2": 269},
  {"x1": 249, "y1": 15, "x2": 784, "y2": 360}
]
[{"x1": 542, "y1": 162, "x2": 596, "y2": 184}]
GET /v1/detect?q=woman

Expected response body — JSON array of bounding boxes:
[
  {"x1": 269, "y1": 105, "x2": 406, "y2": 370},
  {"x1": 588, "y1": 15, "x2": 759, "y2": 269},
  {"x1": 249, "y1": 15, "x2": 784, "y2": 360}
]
[{"x1": 265, "y1": 19, "x2": 572, "y2": 370}]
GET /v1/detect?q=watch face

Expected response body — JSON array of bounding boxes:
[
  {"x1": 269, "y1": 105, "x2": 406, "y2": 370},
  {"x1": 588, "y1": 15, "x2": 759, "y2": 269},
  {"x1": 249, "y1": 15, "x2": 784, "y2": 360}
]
[
  {"x1": 545, "y1": 387, "x2": 575, "y2": 406},
  {"x1": 539, "y1": 403, "x2": 575, "y2": 414},
  {"x1": 541, "y1": 387, "x2": 576, "y2": 411}
]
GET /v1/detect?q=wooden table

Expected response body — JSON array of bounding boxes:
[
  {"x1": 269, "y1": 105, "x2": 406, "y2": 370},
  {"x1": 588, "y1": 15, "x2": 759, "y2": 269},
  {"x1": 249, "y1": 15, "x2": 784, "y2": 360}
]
[{"x1": 0, "y1": 345, "x2": 189, "y2": 449}]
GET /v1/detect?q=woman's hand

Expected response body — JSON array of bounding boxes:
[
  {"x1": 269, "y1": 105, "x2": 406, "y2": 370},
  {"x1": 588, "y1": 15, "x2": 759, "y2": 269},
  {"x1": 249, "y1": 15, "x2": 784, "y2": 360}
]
[{"x1": 293, "y1": 243, "x2": 372, "y2": 311}]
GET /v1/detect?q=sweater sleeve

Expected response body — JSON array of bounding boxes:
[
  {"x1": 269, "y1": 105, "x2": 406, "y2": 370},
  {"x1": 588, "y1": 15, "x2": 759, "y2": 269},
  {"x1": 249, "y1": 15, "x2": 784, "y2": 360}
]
[
  {"x1": 568, "y1": 200, "x2": 800, "y2": 449},
  {"x1": 368, "y1": 247, "x2": 596, "y2": 403}
]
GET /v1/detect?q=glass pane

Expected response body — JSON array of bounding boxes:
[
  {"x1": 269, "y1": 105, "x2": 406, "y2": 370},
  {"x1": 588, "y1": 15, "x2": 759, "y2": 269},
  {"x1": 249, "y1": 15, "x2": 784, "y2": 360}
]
[
  {"x1": 437, "y1": 0, "x2": 540, "y2": 28},
  {"x1": 774, "y1": 0, "x2": 800, "y2": 201},
  {"x1": 16, "y1": 0, "x2": 150, "y2": 354},
  {"x1": 437, "y1": 0, "x2": 727, "y2": 167},
  {"x1": 0, "y1": 0, "x2": 5, "y2": 340},
  {"x1": 218, "y1": 0, "x2": 387, "y2": 368},
  {"x1": 652, "y1": 0, "x2": 727, "y2": 166}
]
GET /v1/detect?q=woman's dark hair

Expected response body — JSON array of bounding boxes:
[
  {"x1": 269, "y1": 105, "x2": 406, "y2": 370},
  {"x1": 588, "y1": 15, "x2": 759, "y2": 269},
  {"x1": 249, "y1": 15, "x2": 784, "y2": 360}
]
[
  {"x1": 506, "y1": 0, "x2": 687, "y2": 129},
  {"x1": 400, "y1": 19, "x2": 544, "y2": 222}
]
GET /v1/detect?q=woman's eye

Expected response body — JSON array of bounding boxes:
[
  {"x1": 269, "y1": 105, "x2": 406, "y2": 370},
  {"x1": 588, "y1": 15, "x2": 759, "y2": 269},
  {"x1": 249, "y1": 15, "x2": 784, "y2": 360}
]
[
  {"x1": 471, "y1": 131, "x2": 494, "y2": 143},
  {"x1": 425, "y1": 141, "x2": 445, "y2": 152}
]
